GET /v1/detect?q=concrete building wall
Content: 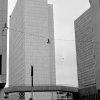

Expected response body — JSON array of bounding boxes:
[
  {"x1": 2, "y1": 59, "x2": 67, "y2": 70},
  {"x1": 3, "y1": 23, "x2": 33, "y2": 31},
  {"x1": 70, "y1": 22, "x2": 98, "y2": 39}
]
[
  {"x1": 23, "y1": 0, "x2": 55, "y2": 99},
  {"x1": 94, "y1": 6, "x2": 100, "y2": 90},
  {"x1": 9, "y1": 0, "x2": 25, "y2": 86},
  {"x1": 48, "y1": 4, "x2": 56, "y2": 85},
  {"x1": 75, "y1": 0, "x2": 100, "y2": 99},
  {"x1": 75, "y1": 0, "x2": 100, "y2": 91},
  {"x1": 24, "y1": 0, "x2": 51, "y2": 85},
  {"x1": 75, "y1": 7, "x2": 96, "y2": 89},
  {"x1": 9, "y1": 0, "x2": 56, "y2": 99},
  {"x1": 0, "y1": 0, "x2": 7, "y2": 85},
  {"x1": 48, "y1": 5, "x2": 57, "y2": 99}
]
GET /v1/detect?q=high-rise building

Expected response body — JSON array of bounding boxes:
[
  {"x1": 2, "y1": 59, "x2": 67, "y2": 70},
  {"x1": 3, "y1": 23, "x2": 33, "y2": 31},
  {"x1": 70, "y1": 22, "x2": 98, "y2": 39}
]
[
  {"x1": 9, "y1": 0, "x2": 56, "y2": 100},
  {"x1": 75, "y1": 0, "x2": 100, "y2": 99},
  {"x1": 0, "y1": 0, "x2": 8, "y2": 100},
  {"x1": 0, "y1": 0, "x2": 8, "y2": 88}
]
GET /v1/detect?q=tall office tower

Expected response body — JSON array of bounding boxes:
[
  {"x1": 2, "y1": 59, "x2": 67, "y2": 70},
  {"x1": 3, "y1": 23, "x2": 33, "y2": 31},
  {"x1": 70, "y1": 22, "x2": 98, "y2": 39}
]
[
  {"x1": 9, "y1": 0, "x2": 56, "y2": 100},
  {"x1": 0, "y1": 0, "x2": 7, "y2": 88},
  {"x1": 0, "y1": 0, "x2": 8, "y2": 100},
  {"x1": 75, "y1": 0, "x2": 100, "y2": 99}
]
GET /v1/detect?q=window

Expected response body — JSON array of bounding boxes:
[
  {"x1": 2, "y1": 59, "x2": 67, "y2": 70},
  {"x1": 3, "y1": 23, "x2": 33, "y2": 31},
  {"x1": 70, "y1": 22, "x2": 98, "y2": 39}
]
[{"x1": 0, "y1": 55, "x2": 2, "y2": 75}]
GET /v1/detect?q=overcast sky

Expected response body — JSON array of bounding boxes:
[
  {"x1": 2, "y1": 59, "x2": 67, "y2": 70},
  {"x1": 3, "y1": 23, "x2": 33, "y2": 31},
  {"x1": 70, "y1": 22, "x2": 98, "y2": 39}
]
[{"x1": 8, "y1": 0, "x2": 90, "y2": 87}]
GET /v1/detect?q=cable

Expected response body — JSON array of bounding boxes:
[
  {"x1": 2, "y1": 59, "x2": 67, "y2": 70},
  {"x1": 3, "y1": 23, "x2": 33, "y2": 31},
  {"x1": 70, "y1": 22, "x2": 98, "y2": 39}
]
[{"x1": 7, "y1": 27, "x2": 100, "y2": 43}]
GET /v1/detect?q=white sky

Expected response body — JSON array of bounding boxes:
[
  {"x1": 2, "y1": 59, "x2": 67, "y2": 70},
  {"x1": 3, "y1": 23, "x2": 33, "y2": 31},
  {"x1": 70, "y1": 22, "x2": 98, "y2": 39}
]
[{"x1": 8, "y1": 0, "x2": 90, "y2": 87}]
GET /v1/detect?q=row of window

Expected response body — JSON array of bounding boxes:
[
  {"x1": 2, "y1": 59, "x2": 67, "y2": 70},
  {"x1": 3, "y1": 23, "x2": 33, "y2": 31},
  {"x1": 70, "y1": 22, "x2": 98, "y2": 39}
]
[
  {"x1": 75, "y1": 10, "x2": 92, "y2": 30},
  {"x1": 77, "y1": 42, "x2": 94, "y2": 53},
  {"x1": 78, "y1": 50, "x2": 94, "y2": 60},
  {"x1": 79, "y1": 54, "x2": 95, "y2": 64},
  {"x1": 79, "y1": 79, "x2": 96, "y2": 87},
  {"x1": 78, "y1": 68, "x2": 95, "y2": 76},
  {"x1": 78, "y1": 63, "x2": 95, "y2": 73},
  {"x1": 78, "y1": 72, "x2": 95, "y2": 80}
]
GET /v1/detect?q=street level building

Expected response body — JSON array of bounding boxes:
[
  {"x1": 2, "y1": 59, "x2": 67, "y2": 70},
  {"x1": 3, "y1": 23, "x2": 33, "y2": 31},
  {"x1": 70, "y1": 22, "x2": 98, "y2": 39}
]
[
  {"x1": 75, "y1": 0, "x2": 100, "y2": 99},
  {"x1": 9, "y1": 0, "x2": 56, "y2": 100}
]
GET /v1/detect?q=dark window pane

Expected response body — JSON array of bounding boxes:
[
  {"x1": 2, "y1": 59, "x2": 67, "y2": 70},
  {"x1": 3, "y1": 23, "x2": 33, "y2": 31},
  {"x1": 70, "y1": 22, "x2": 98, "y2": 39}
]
[{"x1": 0, "y1": 55, "x2": 2, "y2": 75}]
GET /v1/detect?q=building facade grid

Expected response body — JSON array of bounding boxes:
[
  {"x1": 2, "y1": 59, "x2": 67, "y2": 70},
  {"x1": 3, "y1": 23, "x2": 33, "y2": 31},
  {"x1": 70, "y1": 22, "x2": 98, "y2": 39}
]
[{"x1": 9, "y1": 0, "x2": 56, "y2": 100}]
